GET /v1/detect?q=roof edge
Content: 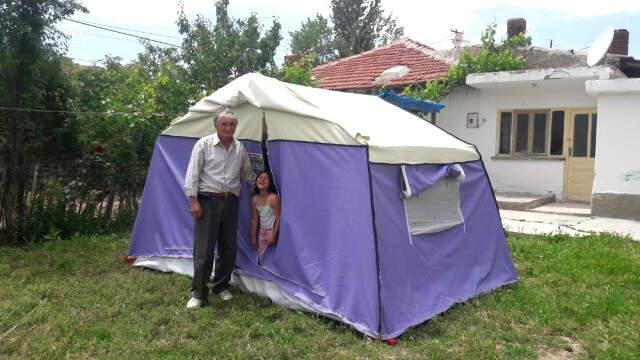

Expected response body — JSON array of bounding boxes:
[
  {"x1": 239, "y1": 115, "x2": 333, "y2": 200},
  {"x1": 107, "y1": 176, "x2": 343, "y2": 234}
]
[
  {"x1": 586, "y1": 78, "x2": 640, "y2": 95},
  {"x1": 313, "y1": 37, "x2": 448, "y2": 71},
  {"x1": 466, "y1": 65, "x2": 624, "y2": 88}
]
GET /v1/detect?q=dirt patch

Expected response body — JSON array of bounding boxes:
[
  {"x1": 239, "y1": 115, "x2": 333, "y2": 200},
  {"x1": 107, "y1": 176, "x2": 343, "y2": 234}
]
[{"x1": 538, "y1": 336, "x2": 584, "y2": 360}]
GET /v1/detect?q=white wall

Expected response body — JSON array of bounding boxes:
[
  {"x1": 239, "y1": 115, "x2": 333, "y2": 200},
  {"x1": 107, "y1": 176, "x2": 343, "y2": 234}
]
[
  {"x1": 592, "y1": 93, "x2": 640, "y2": 195},
  {"x1": 438, "y1": 83, "x2": 597, "y2": 199}
]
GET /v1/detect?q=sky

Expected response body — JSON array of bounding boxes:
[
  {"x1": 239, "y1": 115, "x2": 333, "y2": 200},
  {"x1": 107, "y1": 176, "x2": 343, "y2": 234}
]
[{"x1": 58, "y1": 0, "x2": 640, "y2": 66}]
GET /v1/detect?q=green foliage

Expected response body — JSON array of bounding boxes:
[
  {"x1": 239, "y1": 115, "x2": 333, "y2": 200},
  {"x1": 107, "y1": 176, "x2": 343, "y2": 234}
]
[
  {"x1": 331, "y1": 0, "x2": 403, "y2": 58},
  {"x1": 176, "y1": 0, "x2": 282, "y2": 95},
  {"x1": 0, "y1": 0, "x2": 87, "y2": 244},
  {"x1": 135, "y1": 43, "x2": 195, "y2": 118},
  {"x1": 289, "y1": 14, "x2": 335, "y2": 65},
  {"x1": 21, "y1": 192, "x2": 135, "y2": 242},
  {"x1": 280, "y1": 55, "x2": 319, "y2": 86},
  {"x1": 404, "y1": 24, "x2": 531, "y2": 102},
  {"x1": 54, "y1": 46, "x2": 192, "y2": 243}
]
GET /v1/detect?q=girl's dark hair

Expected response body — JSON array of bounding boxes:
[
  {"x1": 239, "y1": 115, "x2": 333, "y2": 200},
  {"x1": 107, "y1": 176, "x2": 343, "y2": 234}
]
[{"x1": 254, "y1": 170, "x2": 277, "y2": 195}]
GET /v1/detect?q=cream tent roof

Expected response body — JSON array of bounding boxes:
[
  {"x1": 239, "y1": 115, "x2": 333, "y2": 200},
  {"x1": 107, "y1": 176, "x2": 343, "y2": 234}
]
[{"x1": 163, "y1": 73, "x2": 478, "y2": 164}]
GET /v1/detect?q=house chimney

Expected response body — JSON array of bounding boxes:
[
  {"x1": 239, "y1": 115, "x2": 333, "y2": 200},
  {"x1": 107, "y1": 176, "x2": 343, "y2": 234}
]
[
  {"x1": 608, "y1": 29, "x2": 629, "y2": 55},
  {"x1": 507, "y1": 18, "x2": 526, "y2": 39}
]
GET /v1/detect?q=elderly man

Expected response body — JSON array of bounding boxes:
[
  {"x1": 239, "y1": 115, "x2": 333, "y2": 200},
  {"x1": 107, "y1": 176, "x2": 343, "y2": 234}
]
[{"x1": 183, "y1": 108, "x2": 255, "y2": 308}]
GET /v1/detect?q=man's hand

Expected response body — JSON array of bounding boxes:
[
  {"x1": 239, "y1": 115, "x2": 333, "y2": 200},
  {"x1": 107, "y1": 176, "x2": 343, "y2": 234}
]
[
  {"x1": 251, "y1": 239, "x2": 258, "y2": 250},
  {"x1": 189, "y1": 197, "x2": 202, "y2": 219}
]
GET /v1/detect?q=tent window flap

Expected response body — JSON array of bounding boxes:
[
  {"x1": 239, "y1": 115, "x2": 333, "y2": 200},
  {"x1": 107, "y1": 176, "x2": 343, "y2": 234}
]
[{"x1": 401, "y1": 164, "x2": 465, "y2": 235}]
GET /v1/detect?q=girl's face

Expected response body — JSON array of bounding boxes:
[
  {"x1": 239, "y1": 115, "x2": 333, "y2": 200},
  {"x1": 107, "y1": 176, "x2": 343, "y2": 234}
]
[{"x1": 256, "y1": 172, "x2": 270, "y2": 190}]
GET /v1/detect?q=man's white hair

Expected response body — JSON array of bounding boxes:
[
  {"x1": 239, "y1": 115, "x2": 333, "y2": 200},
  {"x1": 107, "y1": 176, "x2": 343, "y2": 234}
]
[{"x1": 214, "y1": 108, "x2": 238, "y2": 126}]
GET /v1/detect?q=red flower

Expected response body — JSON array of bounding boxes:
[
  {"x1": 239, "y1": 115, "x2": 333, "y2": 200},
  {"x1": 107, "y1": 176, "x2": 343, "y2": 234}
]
[{"x1": 95, "y1": 145, "x2": 105, "y2": 153}]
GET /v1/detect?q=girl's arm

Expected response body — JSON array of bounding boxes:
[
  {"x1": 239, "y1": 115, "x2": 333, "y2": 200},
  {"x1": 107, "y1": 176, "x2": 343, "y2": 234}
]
[
  {"x1": 270, "y1": 194, "x2": 281, "y2": 246},
  {"x1": 251, "y1": 196, "x2": 258, "y2": 250}
]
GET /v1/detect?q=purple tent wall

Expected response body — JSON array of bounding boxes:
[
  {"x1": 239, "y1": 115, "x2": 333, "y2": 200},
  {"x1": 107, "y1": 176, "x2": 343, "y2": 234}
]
[
  {"x1": 254, "y1": 141, "x2": 380, "y2": 334},
  {"x1": 129, "y1": 135, "x2": 197, "y2": 257},
  {"x1": 233, "y1": 140, "x2": 382, "y2": 335},
  {"x1": 370, "y1": 161, "x2": 517, "y2": 339}
]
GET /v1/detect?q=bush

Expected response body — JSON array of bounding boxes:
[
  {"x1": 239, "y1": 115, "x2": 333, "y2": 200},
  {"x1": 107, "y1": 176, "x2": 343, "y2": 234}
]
[{"x1": 20, "y1": 192, "x2": 136, "y2": 244}]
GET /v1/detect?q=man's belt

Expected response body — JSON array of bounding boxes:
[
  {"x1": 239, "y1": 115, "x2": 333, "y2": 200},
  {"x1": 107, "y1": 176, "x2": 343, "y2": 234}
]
[{"x1": 198, "y1": 192, "x2": 237, "y2": 199}]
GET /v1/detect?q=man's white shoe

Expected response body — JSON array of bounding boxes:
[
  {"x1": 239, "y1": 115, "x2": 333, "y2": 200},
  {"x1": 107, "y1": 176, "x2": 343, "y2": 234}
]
[
  {"x1": 219, "y1": 290, "x2": 234, "y2": 301},
  {"x1": 186, "y1": 297, "x2": 207, "y2": 309}
]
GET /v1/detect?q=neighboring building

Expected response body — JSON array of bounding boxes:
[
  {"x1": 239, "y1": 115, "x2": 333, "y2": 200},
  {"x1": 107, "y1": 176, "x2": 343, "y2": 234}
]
[
  {"x1": 437, "y1": 19, "x2": 640, "y2": 220},
  {"x1": 311, "y1": 38, "x2": 452, "y2": 93}
]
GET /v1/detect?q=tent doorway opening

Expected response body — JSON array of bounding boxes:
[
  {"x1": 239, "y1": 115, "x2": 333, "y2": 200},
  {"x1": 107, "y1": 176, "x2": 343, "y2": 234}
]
[{"x1": 259, "y1": 114, "x2": 277, "y2": 196}]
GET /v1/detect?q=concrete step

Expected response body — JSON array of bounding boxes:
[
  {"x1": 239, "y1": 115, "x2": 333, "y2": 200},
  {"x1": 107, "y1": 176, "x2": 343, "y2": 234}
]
[
  {"x1": 530, "y1": 201, "x2": 592, "y2": 217},
  {"x1": 495, "y1": 192, "x2": 556, "y2": 211}
]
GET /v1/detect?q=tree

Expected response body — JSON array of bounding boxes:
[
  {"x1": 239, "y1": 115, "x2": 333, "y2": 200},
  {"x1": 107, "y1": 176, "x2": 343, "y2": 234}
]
[
  {"x1": 280, "y1": 54, "x2": 318, "y2": 86},
  {"x1": 65, "y1": 44, "x2": 193, "y2": 235},
  {"x1": 0, "y1": 0, "x2": 87, "y2": 244},
  {"x1": 134, "y1": 43, "x2": 194, "y2": 120},
  {"x1": 330, "y1": 0, "x2": 403, "y2": 58},
  {"x1": 289, "y1": 14, "x2": 335, "y2": 65},
  {"x1": 176, "y1": 0, "x2": 282, "y2": 96}
]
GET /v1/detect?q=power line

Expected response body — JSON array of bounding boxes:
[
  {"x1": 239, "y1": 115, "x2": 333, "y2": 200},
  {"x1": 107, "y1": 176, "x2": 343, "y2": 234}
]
[
  {"x1": 65, "y1": 18, "x2": 180, "y2": 48},
  {"x1": 0, "y1": 105, "x2": 179, "y2": 117},
  {"x1": 67, "y1": 19, "x2": 182, "y2": 40},
  {"x1": 67, "y1": 55, "x2": 134, "y2": 64},
  {"x1": 68, "y1": 57, "x2": 102, "y2": 63},
  {"x1": 69, "y1": 45, "x2": 138, "y2": 57},
  {"x1": 60, "y1": 27, "x2": 146, "y2": 44},
  {"x1": 429, "y1": 35, "x2": 454, "y2": 48}
]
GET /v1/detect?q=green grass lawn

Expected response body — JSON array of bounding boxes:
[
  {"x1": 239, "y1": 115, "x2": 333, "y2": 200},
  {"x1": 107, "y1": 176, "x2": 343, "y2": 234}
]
[{"x1": 1, "y1": 232, "x2": 639, "y2": 359}]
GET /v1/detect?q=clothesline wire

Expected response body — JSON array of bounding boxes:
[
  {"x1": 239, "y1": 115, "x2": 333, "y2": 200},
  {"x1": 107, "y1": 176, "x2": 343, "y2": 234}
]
[
  {"x1": 65, "y1": 18, "x2": 181, "y2": 48},
  {"x1": 0, "y1": 105, "x2": 180, "y2": 117}
]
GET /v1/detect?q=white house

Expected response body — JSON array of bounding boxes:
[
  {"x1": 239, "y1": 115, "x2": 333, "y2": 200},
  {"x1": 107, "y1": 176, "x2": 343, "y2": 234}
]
[
  {"x1": 585, "y1": 79, "x2": 640, "y2": 219},
  {"x1": 437, "y1": 22, "x2": 640, "y2": 220}
]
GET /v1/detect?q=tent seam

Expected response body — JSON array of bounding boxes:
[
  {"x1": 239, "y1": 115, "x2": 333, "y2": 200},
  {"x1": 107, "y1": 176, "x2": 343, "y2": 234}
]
[{"x1": 365, "y1": 145, "x2": 384, "y2": 338}]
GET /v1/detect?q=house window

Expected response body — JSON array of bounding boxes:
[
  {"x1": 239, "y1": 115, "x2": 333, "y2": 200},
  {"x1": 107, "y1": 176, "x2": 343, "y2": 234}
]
[
  {"x1": 498, "y1": 112, "x2": 512, "y2": 154},
  {"x1": 532, "y1": 113, "x2": 547, "y2": 153},
  {"x1": 515, "y1": 113, "x2": 530, "y2": 153},
  {"x1": 497, "y1": 110, "x2": 565, "y2": 157},
  {"x1": 550, "y1": 111, "x2": 565, "y2": 155},
  {"x1": 573, "y1": 114, "x2": 589, "y2": 157}
]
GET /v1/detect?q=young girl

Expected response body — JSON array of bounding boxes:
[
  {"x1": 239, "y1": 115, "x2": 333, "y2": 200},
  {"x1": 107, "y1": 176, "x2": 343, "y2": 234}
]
[{"x1": 251, "y1": 171, "x2": 281, "y2": 259}]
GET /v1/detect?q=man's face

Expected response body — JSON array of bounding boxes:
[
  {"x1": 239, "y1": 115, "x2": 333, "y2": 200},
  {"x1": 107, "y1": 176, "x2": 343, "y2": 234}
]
[{"x1": 215, "y1": 115, "x2": 237, "y2": 142}]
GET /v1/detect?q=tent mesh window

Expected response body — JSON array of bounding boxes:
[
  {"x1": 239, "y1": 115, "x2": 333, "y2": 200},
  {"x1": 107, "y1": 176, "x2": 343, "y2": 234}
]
[{"x1": 402, "y1": 165, "x2": 465, "y2": 235}]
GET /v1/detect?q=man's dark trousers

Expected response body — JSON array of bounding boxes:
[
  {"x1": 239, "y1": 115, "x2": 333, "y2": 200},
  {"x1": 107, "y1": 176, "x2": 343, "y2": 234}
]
[{"x1": 191, "y1": 194, "x2": 239, "y2": 300}]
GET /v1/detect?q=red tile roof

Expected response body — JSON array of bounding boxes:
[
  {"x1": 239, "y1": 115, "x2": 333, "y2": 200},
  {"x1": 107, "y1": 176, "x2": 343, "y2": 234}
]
[{"x1": 312, "y1": 38, "x2": 452, "y2": 90}]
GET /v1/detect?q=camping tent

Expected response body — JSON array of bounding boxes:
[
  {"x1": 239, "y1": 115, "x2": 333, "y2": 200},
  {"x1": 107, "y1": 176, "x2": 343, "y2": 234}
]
[{"x1": 128, "y1": 73, "x2": 517, "y2": 339}]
